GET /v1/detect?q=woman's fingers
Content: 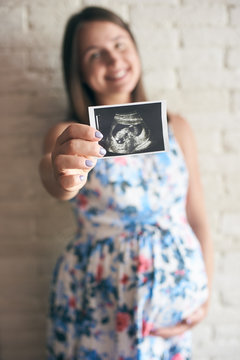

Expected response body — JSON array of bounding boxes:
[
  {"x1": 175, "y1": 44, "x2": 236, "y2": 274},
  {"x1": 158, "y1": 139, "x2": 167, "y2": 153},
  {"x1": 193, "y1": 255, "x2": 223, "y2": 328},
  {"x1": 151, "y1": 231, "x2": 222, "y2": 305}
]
[
  {"x1": 185, "y1": 304, "x2": 207, "y2": 326},
  {"x1": 150, "y1": 303, "x2": 209, "y2": 339},
  {"x1": 58, "y1": 138, "x2": 106, "y2": 157},
  {"x1": 53, "y1": 154, "x2": 97, "y2": 191},
  {"x1": 58, "y1": 173, "x2": 87, "y2": 192},
  {"x1": 57, "y1": 123, "x2": 103, "y2": 145},
  {"x1": 150, "y1": 322, "x2": 189, "y2": 339},
  {"x1": 51, "y1": 123, "x2": 105, "y2": 192},
  {"x1": 54, "y1": 154, "x2": 97, "y2": 176}
]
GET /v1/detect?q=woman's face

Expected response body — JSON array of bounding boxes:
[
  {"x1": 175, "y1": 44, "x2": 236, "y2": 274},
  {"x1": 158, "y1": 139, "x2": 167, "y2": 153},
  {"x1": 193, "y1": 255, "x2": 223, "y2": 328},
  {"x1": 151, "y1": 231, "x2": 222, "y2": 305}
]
[{"x1": 78, "y1": 21, "x2": 141, "y2": 105}]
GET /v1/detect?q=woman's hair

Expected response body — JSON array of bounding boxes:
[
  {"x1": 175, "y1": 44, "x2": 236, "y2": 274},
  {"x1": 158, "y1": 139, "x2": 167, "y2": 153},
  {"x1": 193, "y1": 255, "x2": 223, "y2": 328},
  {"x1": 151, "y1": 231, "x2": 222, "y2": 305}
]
[{"x1": 62, "y1": 6, "x2": 147, "y2": 124}]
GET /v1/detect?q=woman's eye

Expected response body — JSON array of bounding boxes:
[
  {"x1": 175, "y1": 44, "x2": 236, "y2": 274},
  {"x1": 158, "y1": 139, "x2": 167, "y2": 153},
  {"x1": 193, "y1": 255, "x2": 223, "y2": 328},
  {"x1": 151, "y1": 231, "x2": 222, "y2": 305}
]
[
  {"x1": 115, "y1": 42, "x2": 126, "y2": 50},
  {"x1": 90, "y1": 52, "x2": 101, "y2": 61}
]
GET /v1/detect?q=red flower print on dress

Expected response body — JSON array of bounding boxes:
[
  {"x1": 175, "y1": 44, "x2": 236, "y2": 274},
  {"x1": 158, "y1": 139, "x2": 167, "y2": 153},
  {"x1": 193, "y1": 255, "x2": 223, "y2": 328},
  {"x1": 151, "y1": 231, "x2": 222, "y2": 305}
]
[
  {"x1": 172, "y1": 354, "x2": 184, "y2": 360},
  {"x1": 142, "y1": 319, "x2": 154, "y2": 336},
  {"x1": 96, "y1": 264, "x2": 103, "y2": 282},
  {"x1": 137, "y1": 255, "x2": 152, "y2": 273},
  {"x1": 175, "y1": 269, "x2": 185, "y2": 276},
  {"x1": 69, "y1": 297, "x2": 76, "y2": 308},
  {"x1": 114, "y1": 157, "x2": 127, "y2": 165},
  {"x1": 120, "y1": 274, "x2": 129, "y2": 284},
  {"x1": 116, "y1": 312, "x2": 130, "y2": 332},
  {"x1": 77, "y1": 193, "x2": 88, "y2": 208}
]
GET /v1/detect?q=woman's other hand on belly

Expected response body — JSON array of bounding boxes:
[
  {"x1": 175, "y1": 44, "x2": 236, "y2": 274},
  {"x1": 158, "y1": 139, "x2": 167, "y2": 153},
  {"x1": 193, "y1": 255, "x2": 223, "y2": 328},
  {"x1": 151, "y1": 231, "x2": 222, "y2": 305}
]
[{"x1": 149, "y1": 300, "x2": 209, "y2": 339}]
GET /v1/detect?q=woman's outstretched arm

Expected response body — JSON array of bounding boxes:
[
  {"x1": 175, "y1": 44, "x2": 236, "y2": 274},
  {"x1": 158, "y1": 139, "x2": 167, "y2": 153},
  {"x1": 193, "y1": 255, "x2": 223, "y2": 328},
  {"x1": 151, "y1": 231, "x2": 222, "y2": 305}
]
[{"x1": 39, "y1": 122, "x2": 105, "y2": 200}]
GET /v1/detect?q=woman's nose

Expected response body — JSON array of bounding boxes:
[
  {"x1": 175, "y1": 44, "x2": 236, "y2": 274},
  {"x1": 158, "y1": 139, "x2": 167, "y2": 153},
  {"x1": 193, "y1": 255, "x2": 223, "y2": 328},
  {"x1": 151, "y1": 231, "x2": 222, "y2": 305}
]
[{"x1": 105, "y1": 50, "x2": 120, "y2": 65}]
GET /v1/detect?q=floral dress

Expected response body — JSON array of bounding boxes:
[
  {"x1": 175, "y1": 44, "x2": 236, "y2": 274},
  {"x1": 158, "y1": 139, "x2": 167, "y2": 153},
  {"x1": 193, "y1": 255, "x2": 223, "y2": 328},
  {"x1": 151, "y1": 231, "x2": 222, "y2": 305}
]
[{"x1": 47, "y1": 127, "x2": 208, "y2": 360}]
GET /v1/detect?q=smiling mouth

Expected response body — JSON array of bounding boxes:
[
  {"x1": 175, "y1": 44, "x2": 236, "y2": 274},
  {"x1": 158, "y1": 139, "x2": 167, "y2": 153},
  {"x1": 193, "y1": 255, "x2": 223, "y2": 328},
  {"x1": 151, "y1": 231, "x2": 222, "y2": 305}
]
[{"x1": 106, "y1": 69, "x2": 128, "y2": 81}]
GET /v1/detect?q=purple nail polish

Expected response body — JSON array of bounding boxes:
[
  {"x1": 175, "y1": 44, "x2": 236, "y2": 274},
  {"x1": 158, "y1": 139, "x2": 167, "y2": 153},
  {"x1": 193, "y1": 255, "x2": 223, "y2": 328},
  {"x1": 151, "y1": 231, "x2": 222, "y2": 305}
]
[
  {"x1": 95, "y1": 130, "x2": 103, "y2": 139},
  {"x1": 79, "y1": 175, "x2": 85, "y2": 181},
  {"x1": 85, "y1": 159, "x2": 93, "y2": 167},
  {"x1": 99, "y1": 147, "x2": 106, "y2": 156}
]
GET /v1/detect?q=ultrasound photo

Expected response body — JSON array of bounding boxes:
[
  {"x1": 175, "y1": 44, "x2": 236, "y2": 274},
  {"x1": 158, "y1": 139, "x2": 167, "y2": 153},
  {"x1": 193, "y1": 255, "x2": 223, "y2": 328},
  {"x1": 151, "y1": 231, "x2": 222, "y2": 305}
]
[{"x1": 88, "y1": 101, "x2": 169, "y2": 158}]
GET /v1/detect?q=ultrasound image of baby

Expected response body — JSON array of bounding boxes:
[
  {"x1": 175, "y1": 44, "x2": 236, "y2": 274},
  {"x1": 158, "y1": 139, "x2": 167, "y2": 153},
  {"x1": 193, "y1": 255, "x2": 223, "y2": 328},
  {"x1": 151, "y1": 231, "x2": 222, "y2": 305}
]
[{"x1": 105, "y1": 112, "x2": 152, "y2": 154}]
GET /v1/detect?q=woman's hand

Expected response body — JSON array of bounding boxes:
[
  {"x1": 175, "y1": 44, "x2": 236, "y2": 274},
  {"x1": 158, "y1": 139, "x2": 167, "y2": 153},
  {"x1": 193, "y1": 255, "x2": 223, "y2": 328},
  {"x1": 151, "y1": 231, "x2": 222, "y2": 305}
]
[
  {"x1": 39, "y1": 122, "x2": 106, "y2": 200},
  {"x1": 150, "y1": 301, "x2": 209, "y2": 339},
  {"x1": 51, "y1": 123, "x2": 106, "y2": 193}
]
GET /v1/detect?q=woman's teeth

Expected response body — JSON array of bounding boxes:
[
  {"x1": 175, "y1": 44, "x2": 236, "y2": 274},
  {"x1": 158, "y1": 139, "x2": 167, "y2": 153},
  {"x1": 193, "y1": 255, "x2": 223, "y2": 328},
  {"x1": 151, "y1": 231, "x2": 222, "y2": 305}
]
[{"x1": 109, "y1": 70, "x2": 127, "y2": 80}]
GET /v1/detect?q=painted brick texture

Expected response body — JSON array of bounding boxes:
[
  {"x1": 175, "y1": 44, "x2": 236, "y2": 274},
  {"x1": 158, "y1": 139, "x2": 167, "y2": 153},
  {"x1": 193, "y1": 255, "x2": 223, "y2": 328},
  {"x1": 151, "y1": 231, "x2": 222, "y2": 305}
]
[{"x1": 0, "y1": 0, "x2": 239, "y2": 359}]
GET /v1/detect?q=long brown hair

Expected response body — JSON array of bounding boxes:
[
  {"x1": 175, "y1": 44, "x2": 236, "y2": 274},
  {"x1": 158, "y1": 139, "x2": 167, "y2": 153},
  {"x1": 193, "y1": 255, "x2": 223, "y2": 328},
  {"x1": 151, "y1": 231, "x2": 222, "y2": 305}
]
[{"x1": 62, "y1": 6, "x2": 147, "y2": 124}]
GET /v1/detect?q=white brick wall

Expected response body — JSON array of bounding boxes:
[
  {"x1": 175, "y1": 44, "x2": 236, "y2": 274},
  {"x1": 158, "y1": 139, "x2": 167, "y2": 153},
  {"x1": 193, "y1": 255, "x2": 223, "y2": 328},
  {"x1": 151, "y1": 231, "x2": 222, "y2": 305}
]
[{"x1": 0, "y1": 0, "x2": 239, "y2": 359}]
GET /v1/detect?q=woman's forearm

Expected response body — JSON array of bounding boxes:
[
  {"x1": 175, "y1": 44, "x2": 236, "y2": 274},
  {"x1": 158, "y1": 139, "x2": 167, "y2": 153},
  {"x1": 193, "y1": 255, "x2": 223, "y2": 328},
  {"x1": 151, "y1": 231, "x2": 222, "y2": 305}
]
[{"x1": 191, "y1": 221, "x2": 214, "y2": 297}]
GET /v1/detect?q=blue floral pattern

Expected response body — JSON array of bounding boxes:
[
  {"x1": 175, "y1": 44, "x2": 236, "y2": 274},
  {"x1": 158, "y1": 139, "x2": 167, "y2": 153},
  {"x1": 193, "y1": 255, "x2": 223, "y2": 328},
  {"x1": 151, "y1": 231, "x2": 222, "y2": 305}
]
[{"x1": 47, "y1": 127, "x2": 208, "y2": 360}]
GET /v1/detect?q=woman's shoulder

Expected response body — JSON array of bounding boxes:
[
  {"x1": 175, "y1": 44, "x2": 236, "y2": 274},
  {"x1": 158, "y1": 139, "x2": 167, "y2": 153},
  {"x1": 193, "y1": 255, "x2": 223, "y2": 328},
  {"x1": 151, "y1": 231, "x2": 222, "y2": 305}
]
[
  {"x1": 168, "y1": 112, "x2": 192, "y2": 134},
  {"x1": 168, "y1": 112, "x2": 196, "y2": 156}
]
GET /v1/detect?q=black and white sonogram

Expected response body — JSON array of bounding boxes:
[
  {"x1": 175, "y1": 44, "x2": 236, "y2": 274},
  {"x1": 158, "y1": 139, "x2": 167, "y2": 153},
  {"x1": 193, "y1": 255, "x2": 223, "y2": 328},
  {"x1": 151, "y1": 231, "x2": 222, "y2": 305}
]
[
  {"x1": 88, "y1": 100, "x2": 169, "y2": 158},
  {"x1": 105, "y1": 111, "x2": 152, "y2": 154}
]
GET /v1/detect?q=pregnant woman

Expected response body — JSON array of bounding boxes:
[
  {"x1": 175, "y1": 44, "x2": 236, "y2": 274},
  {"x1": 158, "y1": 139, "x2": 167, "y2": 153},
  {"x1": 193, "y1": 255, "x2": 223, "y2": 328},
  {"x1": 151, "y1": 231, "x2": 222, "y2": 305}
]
[{"x1": 39, "y1": 6, "x2": 213, "y2": 360}]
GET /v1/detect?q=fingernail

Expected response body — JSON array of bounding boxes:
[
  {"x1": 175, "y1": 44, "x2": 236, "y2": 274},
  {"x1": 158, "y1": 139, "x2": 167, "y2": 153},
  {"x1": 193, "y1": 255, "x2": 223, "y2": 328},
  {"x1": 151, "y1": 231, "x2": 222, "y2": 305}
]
[
  {"x1": 186, "y1": 319, "x2": 192, "y2": 325},
  {"x1": 85, "y1": 159, "x2": 93, "y2": 167},
  {"x1": 99, "y1": 147, "x2": 106, "y2": 156},
  {"x1": 95, "y1": 130, "x2": 103, "y2": 139},
  {"x1": 79, "y1": 175, "x2": 85, "y2": 181}
]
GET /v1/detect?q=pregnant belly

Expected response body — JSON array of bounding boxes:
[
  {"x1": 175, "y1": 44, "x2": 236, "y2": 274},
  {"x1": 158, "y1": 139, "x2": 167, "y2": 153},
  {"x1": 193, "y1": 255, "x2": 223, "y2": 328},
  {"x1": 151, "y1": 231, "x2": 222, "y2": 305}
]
[
  {"x1": 71, "y1": 222, "x2": 208, "y2": 328},
  {"x1": 135, "y1": 246, "x2": 209, "y2": 327}
]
